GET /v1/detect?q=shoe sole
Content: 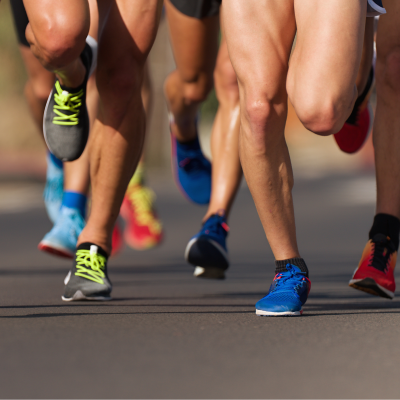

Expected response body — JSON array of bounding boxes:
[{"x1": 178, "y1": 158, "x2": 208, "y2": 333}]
[
  {"x1": 38, "y1": 241, "x2": 74, "y2": 259},
  {"x1": 349, "y1": 278, "x2": 394, "y2": 299},
  {"x1": 367, "y1": 0, "x2": 386, "y2": 17},
  {"x1": 185, "y1": 237, "x2": 229, "y2": 280},
  {"x1": 62, "y1": 290, "x2": 111, "y2": 302},
  {"x1": 256, "y1": 309, "x2": 303, "y2": 317},
  {"x1": 193, "y1": 266, "x2": 225, "y2": 280}
]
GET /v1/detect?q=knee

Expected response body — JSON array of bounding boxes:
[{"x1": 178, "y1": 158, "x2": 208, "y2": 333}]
[
  {"x1": 377, "y1": 47, "x2": 400, "y2": 95},
  {"x1": 175, "y1": 69, "x2": 214, "y2": 105},
  {"x1": 242, "y1": 93, "x2": 287, "y2": 154},
  {"x1": 28, "y1": 18, "x2": 89, "y2": 69},
  {"x1": 214, "y1": 59, "x2": 239, "y2": 105},
  {"x1": 292, "y1": 91, "x2": 348, "y2": 136}
]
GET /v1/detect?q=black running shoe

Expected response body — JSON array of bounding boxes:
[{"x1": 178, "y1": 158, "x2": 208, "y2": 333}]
[
  {"x1": 62, "y1": 242, "x2": 112, "y2": 301},
  {"x1": 44, "y1": 36, "x2": 97, "y2": 161},
  {"x1": 367, "y1": 0, "x2": 386, "y2": 17}
]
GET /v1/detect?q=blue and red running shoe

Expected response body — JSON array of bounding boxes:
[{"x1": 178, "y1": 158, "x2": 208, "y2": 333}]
[
  {"x1": 185, "y1": 214, "x2": 229, "y2": 279},
  {"x1": 256, "y1": 265, "x2": 311, "y2": 317},
  {"x1": 170, "y1": 121, "x2": 211, "y2": 205}
]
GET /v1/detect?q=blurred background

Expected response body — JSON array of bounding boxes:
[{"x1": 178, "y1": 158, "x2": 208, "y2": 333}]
[{"x1": 0, "y1": 0, "x2": 375, "y2": 183}]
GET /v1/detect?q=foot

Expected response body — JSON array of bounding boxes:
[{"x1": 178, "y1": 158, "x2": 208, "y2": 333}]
[
  {"x1": 349, "y1": 233, "x2": 397, "y2": 299},
  {"x1": 43, "y1": 153, "x2": 64, "y2": 224},
  {"x1": 120, "y1": 184, "x2": 163, "y2": 250},
  {"x1": 334, "y1": 68, "x2": 374, "y2": 154},
  {"x1": 256, "y1": 265, "x2": 311, "y2": 317},
  {"x1": 367, "y1": 0, "x2": 386, "y2": 17},
  {"x1": 38, "y1": 206, "x2": 85, "y2": 258},
  {"x1": 43, "y1": 37, "x2": 97, "y2": 161},
  {"x1": 170, "y1": 122, "x2": 212, "y2": 205},
  {"x1": 62, "y1": 243, "x2": 112, "y2": 301},
  {"x1": 185, "y1": 214, "x2": 229, "y2": 280}
]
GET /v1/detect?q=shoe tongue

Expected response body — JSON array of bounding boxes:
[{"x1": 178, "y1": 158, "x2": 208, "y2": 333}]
[
  {"x1": 285, "y1": 264, "x2": 303, "y2": 274},
  {"x1": 77, "y1": 242, "x2": 108, "y2": 259}
]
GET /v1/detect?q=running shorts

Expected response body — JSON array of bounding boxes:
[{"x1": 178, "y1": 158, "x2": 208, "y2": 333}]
[
  {"x1": 170, "y1": 0, "x2": 222, "y2": 19},
  {"x1": 10, "y1": 0, "x2": 29, "y2": 47}
]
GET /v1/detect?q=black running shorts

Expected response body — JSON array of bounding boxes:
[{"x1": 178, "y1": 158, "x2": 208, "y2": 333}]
[
  {"x1": 170, "y1": 0, "x2": 222, "y2": 19},
  {"x1": 10, "y1": 0, "x2": 29, "y2": 47}
]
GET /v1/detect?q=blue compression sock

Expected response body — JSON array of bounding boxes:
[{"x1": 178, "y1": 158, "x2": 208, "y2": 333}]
[
  {"x1": 49, "y1": 152, "x2": 63, "y2": 169},
  {"x1": 62, "y1": 191, "x2": 87, "y2": 219}
]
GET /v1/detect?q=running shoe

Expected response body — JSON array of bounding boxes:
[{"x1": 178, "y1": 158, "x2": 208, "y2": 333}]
[
  {"x1": 44, "y1": 36, "x2": 98, "y2": 161},
  {"x1": 170, "y1": 120, "x2": 212, "y2": 205},
  {"x1": 120, "y1": 184, "x2": 163, "y2": 250},
  {"x1": 334, "y1": 69, "x2": 374, "y2": 154},
  {"x1": 367, "y1": 0, "x2": 386, "y2": 17},
  {"x1": 62, "y1": 243, "x2": 111, "y2": 301},
  {"x1": 185, "y1": 214, "x2": 229, "y2": 279},
  {"x1": 38, "y1": 206, "x2": 85, "y2": 258},
  {"x1": 43, "y1": 153, "x2": 64, "y2": 224},
  {"x1": 256, "y1": 265, "x2": 311, "y2": 317},
  {"x1": 349, "y1": 233, "x2": 397, "y2": 299}
]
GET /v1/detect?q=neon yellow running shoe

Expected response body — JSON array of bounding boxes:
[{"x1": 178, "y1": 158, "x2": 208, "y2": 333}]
[
  {"x1": 44, "y1": 37, "x2": 97, "y2": 161},
  {"x1": 62, "y1": 243, "x2": 112, "y2": 301}
]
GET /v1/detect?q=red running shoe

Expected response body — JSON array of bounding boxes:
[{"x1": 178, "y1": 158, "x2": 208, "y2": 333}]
[
  {"x1": 349, "y1": 234, "x2": 397, "y2": 299},
  {"x1": 334, "y1": 68, "x2": 374, "y2": 154},
  {"x1": 120, "y1": 184, "x2": 163, "y2": 250}
]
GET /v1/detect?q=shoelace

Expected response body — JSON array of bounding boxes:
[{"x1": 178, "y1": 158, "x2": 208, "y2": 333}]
[
  {"x1": 127, "y1": 185, "x2": 162, "y2": 232},
  {"x1": 271, "y1": 266, "x2": 305, "y2": 293},
  {"x1": 369, "y1": 237, "x2": 395, "y2": 273},
  {"x1": 53, "y1": 81, "x2": 84, "y2": 126},
  {"x1": 75, "y1": 249, "x2": 107, "y2": 284}
]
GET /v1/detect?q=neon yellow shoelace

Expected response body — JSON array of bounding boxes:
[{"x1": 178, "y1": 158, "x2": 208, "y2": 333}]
[
  {"x1": 75, "y1": 249, "x2": 107, "y2": 284},
  {"x1": 127, "y1": 186, "x2": 162, "y2": 233},
  {"x1": 52, "y1": 80, "x2": 83, "y2": 126}
]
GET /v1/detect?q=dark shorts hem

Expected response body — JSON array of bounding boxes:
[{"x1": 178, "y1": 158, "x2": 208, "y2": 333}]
[{"x1": 169, "y1": 0, "x2": 221, "y2": 19}]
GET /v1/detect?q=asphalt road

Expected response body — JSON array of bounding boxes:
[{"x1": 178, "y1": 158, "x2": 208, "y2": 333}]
[{"x1": 0, "y1": 172, "x2": 399, "y2": 399}]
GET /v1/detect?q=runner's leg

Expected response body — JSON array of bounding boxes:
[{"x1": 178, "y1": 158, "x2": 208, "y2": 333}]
[
  {"x1": 349, "y1": 1, "x2": 400, "y2": 299},
  {"x1": 164, "y1": 0, "x2": 219, "y2": 142},
  {"x1": 205, "y1": 34, "x2": 241, "y2": 221},
  {"x1": 77, "y1": 0, "x2": 163, "y2": 254}
]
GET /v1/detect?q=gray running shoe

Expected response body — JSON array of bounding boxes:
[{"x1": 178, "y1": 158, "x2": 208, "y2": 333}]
[
  {"x1": 44, "y1": 36, "x2": 98, "y2": 162},
  {"x1": 367, "y1": 0, "x2": 386, "y2": 17},
  {"x1": 62, "y1": 243, "x2": 112, "y2": 301}
]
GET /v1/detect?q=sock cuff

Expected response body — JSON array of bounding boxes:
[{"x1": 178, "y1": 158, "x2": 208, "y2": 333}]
[
  {"x1": 275, "y1": 258, "x2": 309, "y2": 277},
  {"x1": 369, "y1": 213, "x2": 400, "y2": 250},
  {"x1": 62, "y1": 191, "x2": 87, "y2": 218}
]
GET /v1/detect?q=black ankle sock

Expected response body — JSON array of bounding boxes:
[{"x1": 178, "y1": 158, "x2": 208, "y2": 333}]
[
  {"x1": 369, "y1": 213, "x2": 400, "y2": 250},
  {"x1": 77, "y1": 242, "x2": 109, "y2": 259},
  {"x1": 275, "y1": 258, "x2": 309, "y2": 277},
  {"x1": 176, "y1": 136, "x2": 200, "y2": 148}
]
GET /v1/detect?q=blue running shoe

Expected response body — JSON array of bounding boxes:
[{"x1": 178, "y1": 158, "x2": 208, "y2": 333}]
[
  {"x1": 256, "y1": 265, "x2": 311, "y2": 317},
  {"x1": 171, "y1": 129, "x2": 212, "y2": 205},
  {"x1": 43, "y1": 153, "x2": 64, "y2": 224},
  {"x1": 38, "y1": 206, "x2": 85, "y2": 258},
  {"x1": 185, "y1": 214, "x2": 229, "y2": 279}
]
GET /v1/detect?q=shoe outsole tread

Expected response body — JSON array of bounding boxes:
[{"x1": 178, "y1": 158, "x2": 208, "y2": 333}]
[
  {"x1": 62, "y1": 290, "x2": 111, "y2": 302},
  {"x1": 349, "y1": 278, "x2": 394, "y2": 299},
  {"x1": 256, "y1": 309, "x2": 303, "y2": 317}
]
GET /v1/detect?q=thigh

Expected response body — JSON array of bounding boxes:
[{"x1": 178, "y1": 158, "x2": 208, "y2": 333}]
[
  {"x1": 222, "y1": 0, "x2": 295, "y2": 100},
  {"x1": 289, "y1": 0, "x2": 366, "y2": 103},
  {"x1": 165, "y1": 0, "x2": 220, "y2": 82}
]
